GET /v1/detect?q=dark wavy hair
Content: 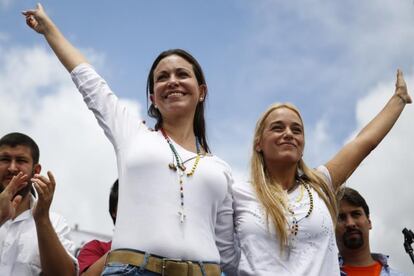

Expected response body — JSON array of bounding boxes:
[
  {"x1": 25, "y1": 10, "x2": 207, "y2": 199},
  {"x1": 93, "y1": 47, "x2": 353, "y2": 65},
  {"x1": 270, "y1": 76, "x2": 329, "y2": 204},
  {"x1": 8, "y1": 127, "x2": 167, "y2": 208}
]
[
  {"x1": 146, "y1": 49, "x2": 210, "y2": 153},
  {"x1": 0, "y1": 132, "x2": 39, "y2": 164},
  {"x1": 339, "y1": 187, "x2": 370, "y2": 217}
]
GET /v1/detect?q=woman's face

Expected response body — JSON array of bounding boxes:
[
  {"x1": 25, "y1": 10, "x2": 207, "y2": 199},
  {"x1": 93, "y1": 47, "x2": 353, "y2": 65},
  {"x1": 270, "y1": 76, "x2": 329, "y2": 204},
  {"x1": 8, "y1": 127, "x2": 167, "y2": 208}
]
[
  {"x1": 151, "y1": 55, "x2": 205, "y2": 120},
  {"x1": 257, "y1": 107, "x2": 305, "y2": 166}
]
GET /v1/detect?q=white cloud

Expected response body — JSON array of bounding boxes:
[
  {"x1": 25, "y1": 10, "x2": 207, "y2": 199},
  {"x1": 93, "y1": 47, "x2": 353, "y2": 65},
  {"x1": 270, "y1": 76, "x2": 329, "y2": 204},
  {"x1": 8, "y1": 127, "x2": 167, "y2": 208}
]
[
  {"x1": 344, "y1": 74, "x2": 414, "y2": 273},
  {"x1": 231, "y1": 0, "x2": 414, "y2": 135},
  {"x1": 305, "y1": 118, "x2": 338, "y2": 168},
  {"x1": 0, "y1": 45, "x2": 142, "y2": 235}
]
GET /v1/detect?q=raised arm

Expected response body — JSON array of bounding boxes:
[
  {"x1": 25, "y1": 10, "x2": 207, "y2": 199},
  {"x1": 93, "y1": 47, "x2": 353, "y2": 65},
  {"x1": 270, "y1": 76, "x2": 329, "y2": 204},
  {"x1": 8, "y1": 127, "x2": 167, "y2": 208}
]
[
  {"x1": 32, "y1": 171, "x2": 77, "y2": 276},
  {"x1": 23, "y1": 3, "x2": 87, "y2": 72},
  {"x1": 326, "y1": 69, "x2": 411, "y2": 190}
]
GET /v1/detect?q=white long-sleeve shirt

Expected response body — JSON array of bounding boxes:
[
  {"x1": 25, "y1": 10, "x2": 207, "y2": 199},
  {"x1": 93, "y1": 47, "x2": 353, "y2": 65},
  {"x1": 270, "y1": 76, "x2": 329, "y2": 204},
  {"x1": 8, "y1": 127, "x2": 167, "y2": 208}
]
[{"x1": 71, "y1": 64, "x2": 239, "y2": 274}]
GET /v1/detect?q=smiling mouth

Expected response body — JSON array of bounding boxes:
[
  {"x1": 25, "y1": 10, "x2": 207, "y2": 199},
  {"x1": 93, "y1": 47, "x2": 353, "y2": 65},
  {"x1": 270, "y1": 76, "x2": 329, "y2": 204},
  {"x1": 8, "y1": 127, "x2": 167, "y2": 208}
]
[
  {"x1": 165, "y1": 91, "x2": 185, "y2": 99},
  {"x1": 279, "y1": 142, "x2": 296, "y2": 147}
]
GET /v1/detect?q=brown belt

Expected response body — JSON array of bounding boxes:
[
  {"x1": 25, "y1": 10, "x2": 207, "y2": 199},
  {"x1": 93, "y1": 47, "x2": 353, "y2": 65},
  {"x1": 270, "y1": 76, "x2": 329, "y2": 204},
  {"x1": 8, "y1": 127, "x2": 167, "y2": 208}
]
[{"x1": 105, "y1": 249, "x2": 221, "y2": 276}]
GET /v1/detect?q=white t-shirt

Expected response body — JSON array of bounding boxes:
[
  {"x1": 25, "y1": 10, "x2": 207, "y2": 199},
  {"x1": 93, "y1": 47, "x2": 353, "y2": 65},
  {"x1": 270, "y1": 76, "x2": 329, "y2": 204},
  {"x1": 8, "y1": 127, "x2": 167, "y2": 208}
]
[
  {"x1": 0, "y1": 198, "x2": 77, "y2": 276},
  {"x1": 71, "y1": 64, "x2": 239, "y2": 274},
  {"x1": 232, "y1": 166, "x2": 339, "y2": 276}
]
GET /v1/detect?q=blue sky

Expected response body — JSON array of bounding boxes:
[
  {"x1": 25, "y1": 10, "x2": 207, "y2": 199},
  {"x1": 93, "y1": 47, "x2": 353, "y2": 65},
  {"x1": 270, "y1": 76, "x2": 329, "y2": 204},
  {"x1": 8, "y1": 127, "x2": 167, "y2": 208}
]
[{"x1": 1, "y1": 1, "x2": 414, "y2": 273}]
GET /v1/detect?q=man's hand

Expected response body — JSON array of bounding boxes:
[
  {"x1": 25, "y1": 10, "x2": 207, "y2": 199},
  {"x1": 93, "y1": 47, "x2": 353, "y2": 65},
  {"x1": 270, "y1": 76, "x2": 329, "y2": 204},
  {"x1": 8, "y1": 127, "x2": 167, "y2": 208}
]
[
  {"x1": 0, "y1": 172, "x2": 28, "y2": 226},
  {"x1": 32, "y1": 171, "x2": 56, "y2": 222}
]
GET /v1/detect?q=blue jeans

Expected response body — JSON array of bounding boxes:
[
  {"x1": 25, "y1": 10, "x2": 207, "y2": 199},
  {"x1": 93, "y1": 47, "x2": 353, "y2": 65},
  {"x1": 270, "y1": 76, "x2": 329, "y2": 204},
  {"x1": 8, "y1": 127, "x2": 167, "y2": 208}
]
[
  {"x1": 101, "y1": 263, "x2": 160, "y2": 276},
  {"x1": 101, "y1": 263, "x2": 225, "y2": 276}
]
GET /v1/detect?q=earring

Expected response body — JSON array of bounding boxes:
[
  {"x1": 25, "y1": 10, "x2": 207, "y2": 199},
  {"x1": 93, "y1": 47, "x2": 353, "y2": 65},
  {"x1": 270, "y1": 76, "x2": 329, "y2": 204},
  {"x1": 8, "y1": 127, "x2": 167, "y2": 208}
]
[
  {"x1": 154, "y1": 104, "x2": 158, "y2": 109},
  {"x1": 199, "y1": 97, "x2": 204, "y2": 102},
  {"x1": 296, "y1": 167, "x2": 304, "y2": 178}
]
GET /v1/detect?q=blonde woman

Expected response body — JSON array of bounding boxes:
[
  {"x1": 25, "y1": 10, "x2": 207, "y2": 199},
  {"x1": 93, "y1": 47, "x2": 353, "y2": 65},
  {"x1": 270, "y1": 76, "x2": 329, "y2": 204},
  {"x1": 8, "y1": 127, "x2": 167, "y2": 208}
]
[{"x1": 232, "y1": 71, "x2": 411, "y2": 275}]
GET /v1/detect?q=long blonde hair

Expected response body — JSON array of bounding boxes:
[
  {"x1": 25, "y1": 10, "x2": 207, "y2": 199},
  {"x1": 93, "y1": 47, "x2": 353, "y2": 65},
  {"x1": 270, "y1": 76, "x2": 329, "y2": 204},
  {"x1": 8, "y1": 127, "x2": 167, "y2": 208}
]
[{"x1": 250, "y1": 103, "x2": 338, "y2": 248}]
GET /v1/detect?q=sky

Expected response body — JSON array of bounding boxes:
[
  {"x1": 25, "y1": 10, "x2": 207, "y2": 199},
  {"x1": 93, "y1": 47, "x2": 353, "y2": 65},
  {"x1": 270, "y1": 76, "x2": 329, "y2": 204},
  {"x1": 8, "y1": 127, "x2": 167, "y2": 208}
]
[{"x1": 1, "y1": 0, "x2": 414, "y2": 273}]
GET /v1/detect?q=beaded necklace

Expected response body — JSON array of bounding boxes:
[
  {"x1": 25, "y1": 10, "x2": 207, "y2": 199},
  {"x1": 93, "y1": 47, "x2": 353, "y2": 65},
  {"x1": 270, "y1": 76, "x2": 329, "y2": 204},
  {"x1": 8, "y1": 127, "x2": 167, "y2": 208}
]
[
  {"x1": 287, "y1": 181, "x2": 314, "y2": 236},
  {"x1": 160, "y1": 128, "x2": 201, "y2": 223}
]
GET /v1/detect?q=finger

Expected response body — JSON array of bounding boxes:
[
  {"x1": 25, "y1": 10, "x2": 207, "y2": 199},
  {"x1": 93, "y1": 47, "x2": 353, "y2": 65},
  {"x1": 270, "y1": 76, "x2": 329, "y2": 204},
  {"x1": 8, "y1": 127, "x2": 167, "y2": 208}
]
[
  {"x1": 46, "y1": 171, "x2": 56, "y2": 190},
  {"x1": 25, "y1": 16, "x2": 32, "y2": 25},
  {"x1": 31, "y1": 178, "x2": 50, "y2": 193},
  {"x1": 21, "y1": 10, "x2": 36, "y2": 16},
  {"x1": 25, "y1": 16, "x2": 37, "y2": 29},
  {"x1": 7, "y1": 171, "x2": 24, "y2": 189},
  {"x1": 33, "y1": 182, "x2": 46, "y2": 199},
  {"x1": 22, "y1": 3, "x2": 43, "y2": 18},
  {"x1": 31, "y1": 176, "x2": 52, "y2": 195},
  {"x1": 32, "y1": 174, "x2": 50, "y2": 185},
  {"x1": 22, "y1": 3, "x2": 42, "y2": 14},
  {"x1": 6, "y1": 172, "x2": 28, "y2": 195},
  {"x1": 396, "y1": 69, "x2": 405, "y2": 83},
  {"x1": 12, "y1": 195, "x2": 23, "y2": 209}
]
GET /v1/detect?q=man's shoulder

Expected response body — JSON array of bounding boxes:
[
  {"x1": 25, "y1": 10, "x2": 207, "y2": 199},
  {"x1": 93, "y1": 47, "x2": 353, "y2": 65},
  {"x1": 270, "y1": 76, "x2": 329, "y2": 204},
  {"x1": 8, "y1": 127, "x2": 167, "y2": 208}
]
[
  {"x1": 339, "y1": 253, "x2": 407, "y2": 276},
  {"x1": 372, "y1": 253, "x2": 406, "y2": 276}
]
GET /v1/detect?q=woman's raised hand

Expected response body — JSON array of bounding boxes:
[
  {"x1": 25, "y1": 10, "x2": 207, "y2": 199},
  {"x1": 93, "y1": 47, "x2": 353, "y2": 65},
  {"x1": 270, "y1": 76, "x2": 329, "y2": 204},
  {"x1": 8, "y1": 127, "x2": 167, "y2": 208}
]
[
  {"x1": 22, "y1": 3, "x2": 87, "y2": 72},
  {"x1": 326, "y1": 69, "x2": 411, "y2": 189},
  {"x1": 22, "y1": 3, "x2": 52, "y2": 35},
  {"x1": 395, "y1": 69, "x2": 412, "y2": 104}
]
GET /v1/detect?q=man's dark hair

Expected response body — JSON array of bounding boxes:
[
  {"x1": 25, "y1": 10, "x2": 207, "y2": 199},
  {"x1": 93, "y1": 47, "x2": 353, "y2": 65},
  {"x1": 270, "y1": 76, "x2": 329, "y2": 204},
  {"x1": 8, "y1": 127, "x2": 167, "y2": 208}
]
[
  {"x1": 0, "y1": 132, "x2": 40, "y2": 164},
  {"x1": 340, "y1": 187, "x2": 370, "y2": 217},
  {"x1": 109, "y1": 179, "x2": 119, "y2": 224}
]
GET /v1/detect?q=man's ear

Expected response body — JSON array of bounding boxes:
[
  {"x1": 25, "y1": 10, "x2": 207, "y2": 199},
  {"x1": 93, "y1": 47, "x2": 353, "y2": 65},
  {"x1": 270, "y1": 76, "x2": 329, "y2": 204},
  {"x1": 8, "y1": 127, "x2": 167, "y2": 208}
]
[
  {"x1": 368, "y1": 217, "x2": 372, "y2": 230},
  {"x1": 33, "y1": 164, "x2": 41, "y2": 174}
]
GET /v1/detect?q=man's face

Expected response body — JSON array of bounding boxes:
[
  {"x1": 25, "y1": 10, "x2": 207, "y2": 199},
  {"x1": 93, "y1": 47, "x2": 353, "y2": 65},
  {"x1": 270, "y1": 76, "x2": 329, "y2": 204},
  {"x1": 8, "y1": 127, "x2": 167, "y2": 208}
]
[
  {"x1": 0, "y1": 145, "x2": 36, "y2": 193},
  {"x1": 336, "y1": 200, "x2": 372, "y2": 251}
]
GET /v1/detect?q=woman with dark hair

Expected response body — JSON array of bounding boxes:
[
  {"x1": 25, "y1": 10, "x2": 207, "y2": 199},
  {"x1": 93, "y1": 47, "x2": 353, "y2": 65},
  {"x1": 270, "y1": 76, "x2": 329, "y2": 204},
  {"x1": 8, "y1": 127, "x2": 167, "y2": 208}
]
[
  {"x1": 232, "y1": 72, "x2": 411, "y2": 275},
  {"x1": 23, "y1": 4, "x2": 238, "y2": 276}
]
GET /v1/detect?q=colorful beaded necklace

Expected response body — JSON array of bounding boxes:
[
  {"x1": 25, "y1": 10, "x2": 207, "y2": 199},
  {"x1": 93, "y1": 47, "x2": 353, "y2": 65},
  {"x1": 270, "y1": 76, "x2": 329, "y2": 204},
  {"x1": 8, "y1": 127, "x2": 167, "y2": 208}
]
[
  {"x1": 160, "y1": 128, "x2": 201, "y2": 223},
  {"x1": 287, "y1": 181, "x2": 314, "y2": 236}
]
